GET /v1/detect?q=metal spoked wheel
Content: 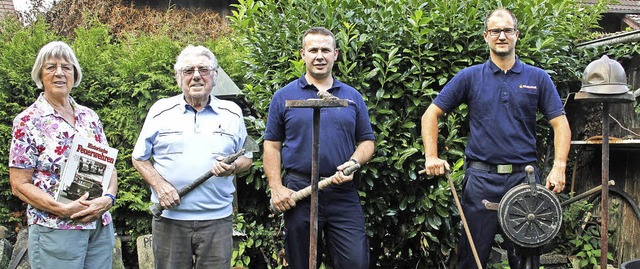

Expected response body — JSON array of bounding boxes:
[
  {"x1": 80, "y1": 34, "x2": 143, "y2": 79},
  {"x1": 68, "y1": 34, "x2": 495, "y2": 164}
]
[{"x1": 498, "y1": 183, "x2": 563, "y2": 248}]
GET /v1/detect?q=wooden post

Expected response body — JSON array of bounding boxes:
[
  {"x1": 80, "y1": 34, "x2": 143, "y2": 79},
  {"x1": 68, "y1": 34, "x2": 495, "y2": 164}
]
[{"x1": 601, "y1": 103, "x2": 610, "y2": 268}]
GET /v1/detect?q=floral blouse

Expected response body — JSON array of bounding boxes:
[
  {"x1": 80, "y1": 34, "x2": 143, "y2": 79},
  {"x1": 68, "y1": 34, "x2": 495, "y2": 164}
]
[{"x1": 9, "y1": 93, "x2": 113, "y2": 229}]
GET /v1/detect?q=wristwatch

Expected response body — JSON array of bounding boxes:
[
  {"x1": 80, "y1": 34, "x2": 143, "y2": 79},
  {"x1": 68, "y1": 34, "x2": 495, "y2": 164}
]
[{"x1": 104, "y1": 193, "x2": 116, "y2": 206}]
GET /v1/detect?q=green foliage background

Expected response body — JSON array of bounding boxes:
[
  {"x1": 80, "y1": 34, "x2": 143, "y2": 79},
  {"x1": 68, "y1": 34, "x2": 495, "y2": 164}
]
[
  {"x1": 0, "y1": 15, "x2": 251, "y2": 266},
  {"x1": 229, "y1": 0, "x2": 639, "y2": 268},
  {"x1": 2, "y1": 0, "x2": 640, "y2": 268}
]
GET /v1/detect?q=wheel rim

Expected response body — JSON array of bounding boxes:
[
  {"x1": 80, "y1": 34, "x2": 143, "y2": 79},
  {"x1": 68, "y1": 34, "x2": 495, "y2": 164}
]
[{"x1": 498, "y1": 184, "x2": 562, "y2": 248}]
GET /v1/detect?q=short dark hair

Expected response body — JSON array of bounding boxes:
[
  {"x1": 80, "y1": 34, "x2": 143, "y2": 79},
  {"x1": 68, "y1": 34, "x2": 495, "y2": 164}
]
[
  {"x1": 301, "y1": 27, "x2": 336, "y2": 49},
  {"x1": 484, "y1": 8, "x2": 518, "y2": 30}
]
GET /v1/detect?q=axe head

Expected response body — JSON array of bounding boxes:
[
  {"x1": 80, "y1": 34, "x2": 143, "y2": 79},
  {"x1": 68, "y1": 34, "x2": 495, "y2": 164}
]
[
  {"x1": 221, "y1": 136, "x2": 260, "y2": 164},
  {"x1": 243, "y1": 136, "x2": 260, "y2": 153}
]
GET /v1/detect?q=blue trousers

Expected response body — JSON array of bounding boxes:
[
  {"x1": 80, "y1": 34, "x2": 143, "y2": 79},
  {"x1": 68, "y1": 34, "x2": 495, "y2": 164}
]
[
  {"x1": 457, "y1": 167, "x2": 540, "y2": 269},
  {"x1": 28, "y1": 221, "x2": 114, "y2": 269},
  {"x1": 283, "y1": 173, "x2": 369, "y2": 269}
]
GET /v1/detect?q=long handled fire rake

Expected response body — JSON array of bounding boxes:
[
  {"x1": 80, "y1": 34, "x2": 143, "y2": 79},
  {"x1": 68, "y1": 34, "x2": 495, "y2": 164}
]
[
  {"x1": 419, "y1": 168, "x2": 483, "y2": 269},
  {"x1": 285, "y1": 95, "x2": 348, "y2": 269}
]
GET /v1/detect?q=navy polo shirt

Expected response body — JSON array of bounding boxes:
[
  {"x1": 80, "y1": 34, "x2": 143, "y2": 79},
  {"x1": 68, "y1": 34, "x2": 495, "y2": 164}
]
[
  {"x1": 264, "y1": 75, "x2": 375, "y2": 177},
  {"x1": 433, "y1": 58, "x2": 565, "y2": 164}
]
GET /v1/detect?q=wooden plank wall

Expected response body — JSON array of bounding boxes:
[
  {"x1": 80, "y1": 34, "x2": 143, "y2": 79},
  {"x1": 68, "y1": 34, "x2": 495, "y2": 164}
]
[
  {"x1": 571, "y1": 146, "x2": 640, "y2": 265},
  {"x1": 0, "y1": 0, "x2": 15, "y2": 19},
  {"x1": 568, "y1": 98, "x2": 640, "y2": 266}
]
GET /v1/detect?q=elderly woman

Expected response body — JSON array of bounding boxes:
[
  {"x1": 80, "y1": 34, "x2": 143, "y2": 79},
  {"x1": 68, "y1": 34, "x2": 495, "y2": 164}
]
[{"x1": 9, "y1": 41, "x2": 117, "y2": 269}]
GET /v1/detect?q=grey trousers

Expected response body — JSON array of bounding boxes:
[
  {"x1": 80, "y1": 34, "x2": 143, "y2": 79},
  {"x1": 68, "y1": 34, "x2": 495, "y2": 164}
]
[{"x1": 152, "y1": 215, "x2": 233, "y2": 269}]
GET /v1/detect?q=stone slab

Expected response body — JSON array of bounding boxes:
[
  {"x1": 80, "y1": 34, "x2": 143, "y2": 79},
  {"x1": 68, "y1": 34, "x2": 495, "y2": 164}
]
[
  {"x1": 136, "y1": 234, "x2": 155, "y2": 269},
  {"x1": 0, "y1": 238, "x2": 12, "y2": 269}
]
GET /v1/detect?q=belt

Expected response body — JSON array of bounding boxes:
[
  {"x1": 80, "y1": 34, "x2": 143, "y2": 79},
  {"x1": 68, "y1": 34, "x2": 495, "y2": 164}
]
[
  {"x1": 466, "y1": 160, "x2": 533, "y2": 174},
  {"x1": 286, "y1": 170, "x2": 329, "y2": 180},
  {"x1": 286, "y1": 170, "x2": 311, "y2": 180}
]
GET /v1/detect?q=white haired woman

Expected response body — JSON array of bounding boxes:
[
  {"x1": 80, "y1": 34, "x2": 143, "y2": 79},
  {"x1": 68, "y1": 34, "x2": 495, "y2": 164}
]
[{"x1": 9, "y1": 41, "x2": 118, "y2": 269}]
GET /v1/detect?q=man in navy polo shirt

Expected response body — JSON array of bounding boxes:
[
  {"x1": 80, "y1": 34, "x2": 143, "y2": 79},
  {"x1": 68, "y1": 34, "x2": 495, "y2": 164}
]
[
  {"x1": 421, "y1": 8, "x2": 571, "y2": 269},
  {"x1": 264, "y1": 27, "x2": 375, "y2": 269}
]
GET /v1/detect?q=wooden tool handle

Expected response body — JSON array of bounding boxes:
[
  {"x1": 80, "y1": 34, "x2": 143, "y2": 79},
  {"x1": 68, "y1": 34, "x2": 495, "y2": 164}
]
[{"x1": 270, "y1": 163, "x2": 361, "y2": 213}]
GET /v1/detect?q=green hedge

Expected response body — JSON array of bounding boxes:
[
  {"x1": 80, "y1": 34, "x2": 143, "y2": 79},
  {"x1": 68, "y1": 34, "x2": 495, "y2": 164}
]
[
  {"x1": 0, "y1": 16, "x2": 252, "y2": 266},
  {"x1": 4, "y1": 0, "x2": 640, "y2": 267},
  {"x1": 228, "y1": 0, "x2": 619, "y2": 267}
]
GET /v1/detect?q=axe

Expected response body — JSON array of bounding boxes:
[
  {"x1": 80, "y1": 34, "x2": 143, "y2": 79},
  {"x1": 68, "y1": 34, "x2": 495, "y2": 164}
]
[
  {"x1": 149, "y1": 137, "x2": 259, "y2": 217},
  {"x1": 270, "y1": 163, "x2": 360, "y2": 213}
]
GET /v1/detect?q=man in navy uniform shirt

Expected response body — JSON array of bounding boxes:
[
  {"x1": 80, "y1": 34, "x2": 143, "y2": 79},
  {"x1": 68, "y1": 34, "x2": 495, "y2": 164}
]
[
  {"x1": 421, "y1": 8, "x2": 571, "y2": 269},
  {"x1": 264, "y1": 27, "x2": 375, "y2": 269}
]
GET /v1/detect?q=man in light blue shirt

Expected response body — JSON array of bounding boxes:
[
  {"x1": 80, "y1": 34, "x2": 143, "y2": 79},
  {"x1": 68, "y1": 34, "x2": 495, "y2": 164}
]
[{"x1": 132, "y1": 45, "x2": 252, "y2": 269}]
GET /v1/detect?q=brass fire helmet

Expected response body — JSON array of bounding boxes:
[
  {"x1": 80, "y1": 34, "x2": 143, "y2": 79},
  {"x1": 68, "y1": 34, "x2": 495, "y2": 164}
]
[{"x1": 576, "y1": 55, "x2": 634, "y2": 102}]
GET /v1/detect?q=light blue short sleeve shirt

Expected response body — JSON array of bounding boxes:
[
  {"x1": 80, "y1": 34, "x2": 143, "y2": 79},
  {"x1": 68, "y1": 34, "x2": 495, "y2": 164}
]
[{"x1": 132, "y1": 94, "x2": 251, "y2": 220}]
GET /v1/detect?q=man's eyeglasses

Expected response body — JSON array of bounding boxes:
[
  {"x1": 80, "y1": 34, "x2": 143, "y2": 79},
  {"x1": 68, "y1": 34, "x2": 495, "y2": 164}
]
[
  {"x1": 181, "y1": 66, "x2": 216, "y2": 76},
  {"x1": 486, "y1": 28, "x2": 516, "y2": 37}
]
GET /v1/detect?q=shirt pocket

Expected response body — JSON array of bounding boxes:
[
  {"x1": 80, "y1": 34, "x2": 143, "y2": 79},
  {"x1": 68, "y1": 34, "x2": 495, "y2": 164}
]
[
  {"x1": 514, "y1": 90, "x2": 539, "y2": 121},
  {"x1": 210, "y1": 129, "x2": 237, "y2": 157},
  {"x1": 154, "y1": 130, "x2": 184, "y2": 155},
  {"x1": 333, "y1": 105, "x2": 356, "y2": 133}
]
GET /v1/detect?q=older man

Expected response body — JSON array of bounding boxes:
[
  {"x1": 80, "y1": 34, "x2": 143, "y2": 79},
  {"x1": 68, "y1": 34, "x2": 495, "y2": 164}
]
[{"x1": 132, "y1": 45, "x2": 252, "y2": 269}]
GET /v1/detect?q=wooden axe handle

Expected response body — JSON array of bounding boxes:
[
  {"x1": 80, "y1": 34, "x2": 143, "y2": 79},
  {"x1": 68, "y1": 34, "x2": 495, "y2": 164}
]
[
  {"x1": 149, "y1": 149, "x2": 245, "y2": 217},
  {"x1": 270, "y1": 163, "x2": 360, "y2": 213}
]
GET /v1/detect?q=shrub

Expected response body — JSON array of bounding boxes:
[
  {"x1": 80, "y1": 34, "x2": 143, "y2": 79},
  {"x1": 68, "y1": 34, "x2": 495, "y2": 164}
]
[
  {"x1": 4, "y1": 0, "x2": 639, "y2": 268},
  {"x1": 229, "y1": 0, "x2": 608, "y2": 267},
  {"x1": 0, "y1": 8, "x2": 248, "y2": 266}
]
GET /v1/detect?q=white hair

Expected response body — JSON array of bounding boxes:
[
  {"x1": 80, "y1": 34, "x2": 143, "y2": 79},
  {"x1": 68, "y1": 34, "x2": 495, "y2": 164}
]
[{"x1": 31, "y1": 41, "x2": 82, "y2": 89}]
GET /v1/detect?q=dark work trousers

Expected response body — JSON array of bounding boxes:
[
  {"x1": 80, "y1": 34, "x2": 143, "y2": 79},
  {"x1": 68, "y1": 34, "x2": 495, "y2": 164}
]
[
  {"x1": 283, "y1": 172, "x2": 369, "y2": 269},
  {"x1": 457, "y1": 167, "x2": 541, "y2": 269}
]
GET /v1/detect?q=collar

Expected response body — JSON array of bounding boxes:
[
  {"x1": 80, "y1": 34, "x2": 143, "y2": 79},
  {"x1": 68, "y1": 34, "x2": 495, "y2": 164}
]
[
  {"x1": 487, "y1": 56, "x2": 523, "y2": 74},
  {"x1": 180, "y1": 94, "x2": 218, "y2": 113},
  {"x1": 297, "y1": 74, "x2": 342, "y2": 92},
  {"x1": 36, "y1": 92, "x2": 80, "y2": 117}
]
